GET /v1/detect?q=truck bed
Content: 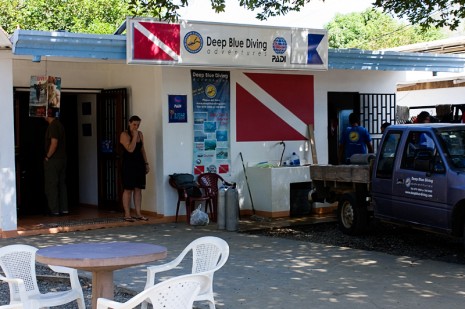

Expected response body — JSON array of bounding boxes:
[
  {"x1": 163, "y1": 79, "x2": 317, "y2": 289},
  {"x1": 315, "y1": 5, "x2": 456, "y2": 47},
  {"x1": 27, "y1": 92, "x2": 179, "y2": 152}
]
[{"x1": 310, "y1": 164, "x2": 371, "y2": 184}]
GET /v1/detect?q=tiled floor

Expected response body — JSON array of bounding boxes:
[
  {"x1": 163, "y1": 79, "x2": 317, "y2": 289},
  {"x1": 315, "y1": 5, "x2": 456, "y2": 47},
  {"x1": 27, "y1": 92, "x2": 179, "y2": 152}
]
[
  {"x1": 7, "y1": 205, "x2": 337, "y2": 238},
  {"x1": 9, "y1": 206, "x2": 167, "y2": 238}
]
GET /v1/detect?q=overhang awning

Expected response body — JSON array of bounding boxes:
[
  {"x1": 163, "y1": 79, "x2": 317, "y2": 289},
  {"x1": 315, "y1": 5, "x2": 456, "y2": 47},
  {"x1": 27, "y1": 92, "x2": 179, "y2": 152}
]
[
  {"x1": 329, "y1": 48, "x2": 465, "y2": 72},
  {"x1": 11, "y1": 30, "x2": 126, "y2": 61},
  {"x1": 11, "y1": 29, "x2": 465, "y2": 73}
]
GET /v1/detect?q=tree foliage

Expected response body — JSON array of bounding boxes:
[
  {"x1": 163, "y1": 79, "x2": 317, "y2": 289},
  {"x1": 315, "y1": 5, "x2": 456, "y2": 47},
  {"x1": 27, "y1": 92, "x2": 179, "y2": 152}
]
[
  {"x1": 127, "y1": 0, "x2": 464, "y2": 31},
  {"x1": 325, "y1": 9, "x2": 445, "y2": 50},
  {"x1": 373, "y1": 0, "x2": 465, "y2": 31},
  {"x1": 0, "y1": 0, "x2": 131, "y2": 35}
]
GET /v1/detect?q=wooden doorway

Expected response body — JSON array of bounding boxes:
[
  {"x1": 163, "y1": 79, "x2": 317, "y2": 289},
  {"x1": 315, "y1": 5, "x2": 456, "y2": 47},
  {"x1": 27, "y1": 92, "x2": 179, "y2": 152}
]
[{"x1": 97, "y1": 89, "x2": 128, "y2": 211}]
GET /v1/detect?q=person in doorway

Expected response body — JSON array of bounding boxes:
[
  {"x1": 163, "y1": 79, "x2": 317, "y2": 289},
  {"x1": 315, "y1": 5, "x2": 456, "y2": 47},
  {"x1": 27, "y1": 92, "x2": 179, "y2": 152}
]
[
  {"x1": 381, "y1": 122, "x2": 391, "y2": 134},
  {"x1": 120, "y1": 115, "x2": 150, "y2": 222},
  {"x1": 416, "y1": 111, "x2": 435, "y2": 149},
  {"x1": 44, "y1": 108, "x2": 68, "y2": 216},
  {"x1": 338, "y1": 112, "x2": 374, "y2": 164}
]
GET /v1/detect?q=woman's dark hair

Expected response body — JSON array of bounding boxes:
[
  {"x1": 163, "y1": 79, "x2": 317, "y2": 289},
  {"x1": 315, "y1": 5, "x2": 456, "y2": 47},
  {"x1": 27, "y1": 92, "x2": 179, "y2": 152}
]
[{"x1": 129, "y1": 115, "x2": 141, "y2": 122}]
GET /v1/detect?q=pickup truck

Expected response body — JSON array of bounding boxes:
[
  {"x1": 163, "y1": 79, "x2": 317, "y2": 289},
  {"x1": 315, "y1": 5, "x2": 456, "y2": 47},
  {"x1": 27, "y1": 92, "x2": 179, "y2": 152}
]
[{"x1": 310, "y1": 124, "x2": 465, "y2": 244}]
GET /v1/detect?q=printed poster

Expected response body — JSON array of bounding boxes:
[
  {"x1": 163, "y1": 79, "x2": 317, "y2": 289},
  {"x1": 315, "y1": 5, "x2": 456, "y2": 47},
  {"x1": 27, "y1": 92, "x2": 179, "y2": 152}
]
[
  {"x1": 168, "y1": 95, "x2": 187, "y2": 123},
  {"x1": 191, "y1": 70, "x2": 231, "y2": 175},
  {"x1": 29, "y1": 76, "x2": 61, "y2": 117}
]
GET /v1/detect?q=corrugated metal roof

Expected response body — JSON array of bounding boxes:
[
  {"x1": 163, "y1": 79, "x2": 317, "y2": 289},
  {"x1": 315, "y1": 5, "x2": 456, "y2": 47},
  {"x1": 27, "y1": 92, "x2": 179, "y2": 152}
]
[
  {"x1": 384, "y1": 36, "x2": 465, "y2": 54},
  {"x1": 11, "y1": 29, "x2": 465, "y2": 72}
]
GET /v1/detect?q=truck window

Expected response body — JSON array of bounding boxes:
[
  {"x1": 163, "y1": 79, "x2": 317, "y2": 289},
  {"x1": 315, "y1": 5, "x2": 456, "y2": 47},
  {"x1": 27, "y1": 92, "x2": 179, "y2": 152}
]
[
  {"x1": 438, "y1": 130, "x2": 465, "y2": 169},
  {"x1": 401, "y1": 131, "x2": 438, "y2": 171},
  {"x1": 376, "y1": 131, "x2": 401, "y2": 178}
]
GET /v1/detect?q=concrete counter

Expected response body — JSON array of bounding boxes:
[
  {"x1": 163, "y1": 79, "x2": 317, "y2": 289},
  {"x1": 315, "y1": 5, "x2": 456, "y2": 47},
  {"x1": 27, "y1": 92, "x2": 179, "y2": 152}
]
[{"x1": 246, "y1": 166, "x2": 311, "y2": 217}]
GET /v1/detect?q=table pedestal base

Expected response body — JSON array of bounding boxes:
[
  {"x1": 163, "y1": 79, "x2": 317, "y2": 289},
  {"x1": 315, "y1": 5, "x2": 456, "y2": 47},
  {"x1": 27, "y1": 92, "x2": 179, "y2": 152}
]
[{"x1": 92, "y1": 270, "x2": 114, "y2": 309}]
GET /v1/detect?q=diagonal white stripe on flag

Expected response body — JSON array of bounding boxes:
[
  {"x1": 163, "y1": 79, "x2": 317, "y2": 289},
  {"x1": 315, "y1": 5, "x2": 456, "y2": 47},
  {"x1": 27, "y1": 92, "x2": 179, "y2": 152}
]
[
  {"x1": 134, "y1": 22, "x2": 179, "y2": 61},
  {"x1": 236, "y1": 73, "x2": 307, "y2": 137}
]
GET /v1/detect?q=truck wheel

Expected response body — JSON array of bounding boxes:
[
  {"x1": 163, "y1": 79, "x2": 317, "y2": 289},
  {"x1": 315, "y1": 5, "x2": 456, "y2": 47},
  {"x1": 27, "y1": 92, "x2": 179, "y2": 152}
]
[{"x1": 338, "y1": 193, "x2": 367, "y2": 235}]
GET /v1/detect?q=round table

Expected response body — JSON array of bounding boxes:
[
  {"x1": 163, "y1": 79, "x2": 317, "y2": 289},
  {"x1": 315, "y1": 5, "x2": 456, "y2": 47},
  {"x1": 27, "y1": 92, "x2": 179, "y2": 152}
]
[{"x1": 36, "y1": 242, "x2": 167, "y2": 309}]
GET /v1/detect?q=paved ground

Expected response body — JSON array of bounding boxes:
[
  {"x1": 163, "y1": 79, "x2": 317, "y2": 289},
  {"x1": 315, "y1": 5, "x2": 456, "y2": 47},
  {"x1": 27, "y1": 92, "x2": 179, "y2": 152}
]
[{"x1": 1, "y1": 222, "x2": 465, "y2": 308}]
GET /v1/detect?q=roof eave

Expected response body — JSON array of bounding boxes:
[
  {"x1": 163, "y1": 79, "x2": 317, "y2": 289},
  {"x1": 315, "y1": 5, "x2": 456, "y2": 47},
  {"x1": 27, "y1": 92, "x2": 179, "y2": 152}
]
[
  {"x1": 329, "y1": 49, "x2": 465, "y2": 73},
  {"x1": 11, "y1": 29, "x2": 126, "y2": 61},
  {"x1": 11, "y1": 30, "x2": 465, "y2": 73}
]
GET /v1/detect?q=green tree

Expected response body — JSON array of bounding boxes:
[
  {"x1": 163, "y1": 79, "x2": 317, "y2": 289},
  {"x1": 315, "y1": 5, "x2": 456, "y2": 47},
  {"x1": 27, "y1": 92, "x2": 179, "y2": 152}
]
[
  {"x1": 127, "y1": 0, "x2": 464, "y2": 31},
  {"x1": 325, "y1": 9, "x2": 445, "y2": 50},
  {"x1": 0, "y1": 0, "x2": 131, "y2": 35}
]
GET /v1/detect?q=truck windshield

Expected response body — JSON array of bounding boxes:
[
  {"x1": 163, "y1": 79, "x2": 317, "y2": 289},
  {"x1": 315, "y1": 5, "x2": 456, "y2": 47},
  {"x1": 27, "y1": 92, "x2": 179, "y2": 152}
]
[{"x1": 438, "y1": 129, "x2": 465, "y2": 169}]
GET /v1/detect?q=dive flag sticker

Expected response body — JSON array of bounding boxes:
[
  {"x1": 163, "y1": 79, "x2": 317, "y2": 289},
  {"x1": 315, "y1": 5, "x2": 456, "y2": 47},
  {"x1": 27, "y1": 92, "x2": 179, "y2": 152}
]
[
  {"x1": 132, "y1": 21, "x2": 181, "y2": 62},
  {"x1": 307, "y1": 34, "x2": 324, "y2": 65}
]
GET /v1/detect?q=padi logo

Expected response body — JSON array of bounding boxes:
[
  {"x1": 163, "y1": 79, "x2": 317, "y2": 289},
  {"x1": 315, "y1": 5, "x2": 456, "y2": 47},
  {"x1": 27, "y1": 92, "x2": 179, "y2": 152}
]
[
  {"x1": 271, "y1": 37, "x2": 287, "y2": 62},
  {"x1": 184, "y1": 31, "x2": 203, "y2": 54}
]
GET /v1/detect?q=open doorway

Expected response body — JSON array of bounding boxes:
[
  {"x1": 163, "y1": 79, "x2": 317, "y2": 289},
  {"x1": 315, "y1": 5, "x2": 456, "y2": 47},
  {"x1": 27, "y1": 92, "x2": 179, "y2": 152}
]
[
  {"x1": 14, "y1": 88, "x2": 127, "y2": 218},
  {"x1": 14, "y1": 91, "x2": 79, "y2": 215},
  {"x1": 327, "y1": 92, "x2": 360, "y2": 165}
]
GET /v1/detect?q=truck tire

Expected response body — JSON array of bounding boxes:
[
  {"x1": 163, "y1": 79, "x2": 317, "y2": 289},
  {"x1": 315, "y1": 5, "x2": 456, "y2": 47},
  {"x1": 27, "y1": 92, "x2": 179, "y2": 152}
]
[{"x1": 337, "y1": 193, "x2": 368, "y2": 235}]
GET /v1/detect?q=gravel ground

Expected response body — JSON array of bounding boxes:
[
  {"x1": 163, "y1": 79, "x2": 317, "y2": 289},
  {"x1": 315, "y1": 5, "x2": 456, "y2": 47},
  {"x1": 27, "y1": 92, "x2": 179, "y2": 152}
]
[
  {"x1": 2, "y1": 220, "x2": 464, "y2": 307},
  {"x1": 245, "y1": 220, "x2": 465, "y2": 264}
]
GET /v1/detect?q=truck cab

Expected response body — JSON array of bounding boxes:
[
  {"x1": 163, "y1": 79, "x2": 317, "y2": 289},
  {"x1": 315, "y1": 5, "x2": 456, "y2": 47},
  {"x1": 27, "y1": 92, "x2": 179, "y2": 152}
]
[{"x1": 372, "y1": 124, "x2": 465, "y2": 236}]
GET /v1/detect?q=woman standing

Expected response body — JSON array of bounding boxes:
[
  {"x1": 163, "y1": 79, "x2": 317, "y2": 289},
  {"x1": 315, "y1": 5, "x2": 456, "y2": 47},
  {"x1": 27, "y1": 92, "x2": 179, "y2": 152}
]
[{"x1": 120, "y1": 115, "x2": 149, "y2": 221}]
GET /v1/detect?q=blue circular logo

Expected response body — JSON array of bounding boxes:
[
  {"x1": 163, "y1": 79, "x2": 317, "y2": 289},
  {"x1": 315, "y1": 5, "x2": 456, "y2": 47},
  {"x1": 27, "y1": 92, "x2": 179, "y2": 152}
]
[
  {"x1": 184, "y1": 31, "x2": 203, "y2": 54},
  {"x1": 272, "y1": 37, "x2": 287, "y2": 54}
]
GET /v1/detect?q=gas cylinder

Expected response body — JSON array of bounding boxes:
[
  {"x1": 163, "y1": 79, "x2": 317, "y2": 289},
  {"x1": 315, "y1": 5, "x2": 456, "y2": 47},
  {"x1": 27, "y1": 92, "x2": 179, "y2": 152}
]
[
  {"x1": 225, "y1": 186, "x2": 239, "y2": 231},
  {"x1": 217, "y1": 186, "x2": 227, "y2": 230}
]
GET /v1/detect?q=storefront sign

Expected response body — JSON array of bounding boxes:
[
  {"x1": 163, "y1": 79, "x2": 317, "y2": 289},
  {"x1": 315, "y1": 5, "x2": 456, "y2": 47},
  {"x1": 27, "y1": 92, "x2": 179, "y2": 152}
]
[
  {"x1": 127, "y1": 18, "x2": 328, "y2": 70},
  {"x1": 191, "y1": 70, "x2": 231, "y2": 175}
]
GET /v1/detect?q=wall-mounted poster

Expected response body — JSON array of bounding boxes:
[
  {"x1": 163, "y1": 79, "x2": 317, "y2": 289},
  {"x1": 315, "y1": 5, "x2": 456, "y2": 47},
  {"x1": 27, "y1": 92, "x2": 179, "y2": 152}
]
[
  {"x1": 168, "y1": 95, "x2": 187, "y2": 123},
  {"x1": 191, "y1": 70, "x2": 231, "y2": 176},
  {"x1": 29, "y1": 76, "x2": 61, "y2": 117}
]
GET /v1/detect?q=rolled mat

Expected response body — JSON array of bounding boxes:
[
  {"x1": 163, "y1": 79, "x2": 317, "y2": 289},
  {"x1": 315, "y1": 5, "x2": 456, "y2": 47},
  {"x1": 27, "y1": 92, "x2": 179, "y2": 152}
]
[{"x1": 349, "y1": 153, "x2": 375, "y2": 165}]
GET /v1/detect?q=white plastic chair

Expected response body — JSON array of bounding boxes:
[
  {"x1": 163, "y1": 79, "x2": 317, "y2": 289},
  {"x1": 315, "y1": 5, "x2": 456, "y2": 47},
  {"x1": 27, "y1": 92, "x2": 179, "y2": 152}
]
[
  {"x1": 0, "y1": 304, "x2": 24, "y2": 309},
  {"x1": 142, "y1": 236, "x2": 229, "y2": 309},
  {"x1": 97, "y1": 274, "x2": 209, "y2": 309},
  {"x1": 0, "y1": 244, "x2": 85, "y2": 309}
]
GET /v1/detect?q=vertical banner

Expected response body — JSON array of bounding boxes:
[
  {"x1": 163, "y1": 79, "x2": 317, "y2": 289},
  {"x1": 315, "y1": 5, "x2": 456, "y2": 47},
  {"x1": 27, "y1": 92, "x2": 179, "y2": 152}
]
[
  {"x1": 191, "y1": 70, "x2": 231, "y2": 175},
  {"x1": 29, "y1": 76, "x2": 61, "y2": 117}
]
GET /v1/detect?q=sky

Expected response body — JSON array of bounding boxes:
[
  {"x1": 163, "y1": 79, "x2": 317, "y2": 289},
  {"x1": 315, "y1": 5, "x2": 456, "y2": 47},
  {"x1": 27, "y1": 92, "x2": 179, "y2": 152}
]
[{"x1": 178, "y1": 0, "x2": 374, "y2": 29}]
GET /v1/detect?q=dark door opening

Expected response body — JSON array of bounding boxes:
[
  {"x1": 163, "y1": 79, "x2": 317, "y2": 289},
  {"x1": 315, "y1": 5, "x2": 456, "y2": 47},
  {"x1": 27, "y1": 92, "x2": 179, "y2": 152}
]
[
  {"x1": 14, "y1": 91, "x2": 79, "y2": 216},
  {"x1": 327, "y1": 92, "x2": 396, "y2": 165},
  {"x1": 327, "y1": 92, "x2": 360, "y2": 165}
]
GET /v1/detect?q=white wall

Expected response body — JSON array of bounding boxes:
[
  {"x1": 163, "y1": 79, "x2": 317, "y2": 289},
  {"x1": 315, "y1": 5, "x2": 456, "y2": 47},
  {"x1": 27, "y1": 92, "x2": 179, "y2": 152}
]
[
  {"x1": 0, "y1": 51, "x2": 17, "y2": 231},
  {"x1": 77, "y1": 94, "x2": 98, "y2": 205}
]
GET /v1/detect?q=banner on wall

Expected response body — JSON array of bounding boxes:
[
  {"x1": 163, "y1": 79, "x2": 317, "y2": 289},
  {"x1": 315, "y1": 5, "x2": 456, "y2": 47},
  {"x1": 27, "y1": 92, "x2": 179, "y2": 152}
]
[
  {"x1": 191, "y1": 70, "x2": 231, "y2": 175},
  {"x1": 127, "y1": 18, "x2": 328, "y2": 70},
  {"x1": 29, "y1": 76, "x2": 61, "y2": 117}
]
